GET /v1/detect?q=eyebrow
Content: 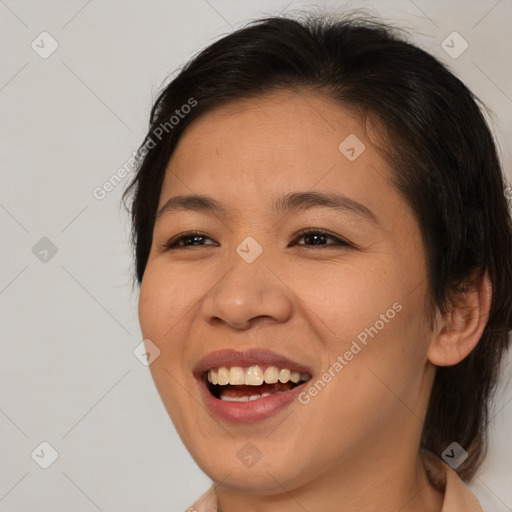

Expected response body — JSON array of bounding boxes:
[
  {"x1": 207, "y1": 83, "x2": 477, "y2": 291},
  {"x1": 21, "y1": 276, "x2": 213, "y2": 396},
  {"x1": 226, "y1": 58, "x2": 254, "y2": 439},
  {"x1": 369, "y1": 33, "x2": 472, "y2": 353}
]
[{"x1": 156, "y1": 191, "x2": 377, "y2": 223}]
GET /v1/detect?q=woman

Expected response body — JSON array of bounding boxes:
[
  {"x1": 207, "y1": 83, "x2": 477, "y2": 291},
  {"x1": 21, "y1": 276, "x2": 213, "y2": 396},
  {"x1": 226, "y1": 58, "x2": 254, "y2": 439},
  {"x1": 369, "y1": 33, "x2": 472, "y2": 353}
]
[{"x1": 123, "y1": 13, "x2": 512, "y2": 512}]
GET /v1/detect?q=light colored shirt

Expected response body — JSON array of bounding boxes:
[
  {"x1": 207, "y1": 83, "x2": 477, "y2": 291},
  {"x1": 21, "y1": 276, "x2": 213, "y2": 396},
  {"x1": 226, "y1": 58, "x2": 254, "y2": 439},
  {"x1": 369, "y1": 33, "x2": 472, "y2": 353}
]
[{"x1": 187, "y1": 451, "x2": 483, "y2": 511}]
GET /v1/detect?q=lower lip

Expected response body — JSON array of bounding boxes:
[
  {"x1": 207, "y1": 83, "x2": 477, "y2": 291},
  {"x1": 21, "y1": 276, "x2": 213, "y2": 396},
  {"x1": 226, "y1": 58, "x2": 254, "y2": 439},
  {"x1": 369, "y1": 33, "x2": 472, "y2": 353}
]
[{"x1": 197, "y1": 378, "x2": 306, "y2": 424}]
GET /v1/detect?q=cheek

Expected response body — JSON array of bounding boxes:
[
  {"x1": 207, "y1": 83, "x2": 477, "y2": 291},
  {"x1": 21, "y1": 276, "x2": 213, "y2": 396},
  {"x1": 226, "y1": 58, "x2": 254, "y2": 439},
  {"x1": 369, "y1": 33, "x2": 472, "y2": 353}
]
[
  {"x1": 138, "y1": 268, "x2": 200, "y2": 433},
  {"x1": 293, "y1": 308, "x2": 431, "y2": 462},
  {"x1": 290, "y1": 258, "x2": 431, "y2": 411},
  {"x1": 137, "y1": 267, "x2": 194, "y2": 399},
  {"x1": 287, "y1": 258, "x2": 409, "y2": 349},
  {"x1": 324, "y1": 298, "x2": 431, "y2": 430},
  {"x1": 138, "y1": 264, "x2": 197, "y2": 340},
  {"x1": 138, "y1": 269, "x2": 163, "y2": 338}
]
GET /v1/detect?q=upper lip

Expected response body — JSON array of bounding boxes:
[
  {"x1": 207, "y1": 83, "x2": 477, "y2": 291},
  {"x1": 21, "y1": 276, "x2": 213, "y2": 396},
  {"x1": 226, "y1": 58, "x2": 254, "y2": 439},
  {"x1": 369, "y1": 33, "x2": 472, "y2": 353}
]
[{"x1": 193, "y1": 348, "x2": 313, "y2": 379}]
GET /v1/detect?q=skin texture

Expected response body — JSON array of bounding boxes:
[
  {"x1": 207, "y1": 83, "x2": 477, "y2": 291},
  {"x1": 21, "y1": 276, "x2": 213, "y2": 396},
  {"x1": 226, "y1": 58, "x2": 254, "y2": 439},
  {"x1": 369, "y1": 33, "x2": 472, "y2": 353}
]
[{"x1": 138, "y1": 90, "x2": 491, "y2": 511}]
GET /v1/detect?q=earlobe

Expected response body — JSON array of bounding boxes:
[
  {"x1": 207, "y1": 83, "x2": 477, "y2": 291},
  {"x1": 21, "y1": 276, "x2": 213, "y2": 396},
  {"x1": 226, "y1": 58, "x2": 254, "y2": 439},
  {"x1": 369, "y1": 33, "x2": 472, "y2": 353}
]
[{"x1": 427, "y1": 270, "x2": 492, "y2": 366}]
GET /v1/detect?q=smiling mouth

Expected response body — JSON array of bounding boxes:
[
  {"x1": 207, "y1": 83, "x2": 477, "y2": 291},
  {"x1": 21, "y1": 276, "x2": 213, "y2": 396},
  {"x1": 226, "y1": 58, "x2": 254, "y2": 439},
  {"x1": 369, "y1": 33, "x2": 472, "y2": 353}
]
[{"x1": 205, "y1": 365, "x2": 312, "y2": 402}]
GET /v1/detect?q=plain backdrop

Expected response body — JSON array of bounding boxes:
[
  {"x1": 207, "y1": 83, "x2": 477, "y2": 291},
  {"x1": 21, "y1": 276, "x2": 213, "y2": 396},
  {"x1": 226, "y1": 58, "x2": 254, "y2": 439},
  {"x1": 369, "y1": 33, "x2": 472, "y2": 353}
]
[{"x1": 1, "y1": 0, "x2": 511, "y2": 511}]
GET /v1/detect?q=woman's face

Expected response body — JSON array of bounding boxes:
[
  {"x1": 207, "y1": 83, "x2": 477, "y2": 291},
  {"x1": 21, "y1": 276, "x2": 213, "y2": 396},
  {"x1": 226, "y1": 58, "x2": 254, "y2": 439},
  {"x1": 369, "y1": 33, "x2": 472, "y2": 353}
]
[{"x1": 138, "y1": 90, "x2": 437, "y2": 493}]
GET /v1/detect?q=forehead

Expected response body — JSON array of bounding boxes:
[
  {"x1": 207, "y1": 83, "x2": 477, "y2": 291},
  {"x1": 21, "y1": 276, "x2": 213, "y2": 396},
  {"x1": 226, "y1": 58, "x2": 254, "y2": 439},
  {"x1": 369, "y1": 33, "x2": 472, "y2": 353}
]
[
  {"x1": 158, "y1": 90, "x2": 402, "y2": 224},
  {"x1": 171, "y1": 90, "x2": 372, "y2": 164}
]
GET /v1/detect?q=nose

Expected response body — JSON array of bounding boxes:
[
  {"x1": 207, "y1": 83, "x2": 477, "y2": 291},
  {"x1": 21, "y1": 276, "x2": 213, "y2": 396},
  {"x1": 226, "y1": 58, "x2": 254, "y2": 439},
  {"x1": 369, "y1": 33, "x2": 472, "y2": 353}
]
[{"x1": 200, "y1": 258, "x2": 293, "y2": 330}]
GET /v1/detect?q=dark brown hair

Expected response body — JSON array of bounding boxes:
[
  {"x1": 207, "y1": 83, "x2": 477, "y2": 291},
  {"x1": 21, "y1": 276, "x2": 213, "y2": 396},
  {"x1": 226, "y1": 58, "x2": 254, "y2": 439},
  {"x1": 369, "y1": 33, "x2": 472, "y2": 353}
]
[{"x1": 123, "y1": 13, "x2": 512, "y2": 479}]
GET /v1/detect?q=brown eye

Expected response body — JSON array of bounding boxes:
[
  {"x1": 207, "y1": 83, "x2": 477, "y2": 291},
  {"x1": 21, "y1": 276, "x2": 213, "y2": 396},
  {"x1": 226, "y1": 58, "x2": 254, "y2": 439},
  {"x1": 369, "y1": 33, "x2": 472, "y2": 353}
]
[
  {"x1": 292, "y1": 229, "x2": 351, "y2": 248},
  {"x1": 162, "y1": 231, "x2": 217, "y2": 250}
]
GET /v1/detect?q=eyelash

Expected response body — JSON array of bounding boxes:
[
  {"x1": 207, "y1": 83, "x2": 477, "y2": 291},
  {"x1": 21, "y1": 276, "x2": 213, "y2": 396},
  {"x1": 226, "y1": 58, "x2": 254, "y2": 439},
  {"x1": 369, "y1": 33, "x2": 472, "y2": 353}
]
[{"x1": 161, "y1": 228, "x2": 351, "y2": 250}]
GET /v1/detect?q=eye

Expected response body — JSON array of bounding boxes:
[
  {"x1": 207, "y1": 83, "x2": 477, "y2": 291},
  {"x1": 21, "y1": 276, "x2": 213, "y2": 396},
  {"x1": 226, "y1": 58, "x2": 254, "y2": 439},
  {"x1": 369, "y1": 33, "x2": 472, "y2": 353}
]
[
  {"x1": 161, "y1": 231, "x2": 217, "y2": 250},
  {"x1": 291, "y1": 228, "x2": 351, "y2": 248},
  {"x1": 160, "y1": 228, "x2": 352, "y2": 251}
]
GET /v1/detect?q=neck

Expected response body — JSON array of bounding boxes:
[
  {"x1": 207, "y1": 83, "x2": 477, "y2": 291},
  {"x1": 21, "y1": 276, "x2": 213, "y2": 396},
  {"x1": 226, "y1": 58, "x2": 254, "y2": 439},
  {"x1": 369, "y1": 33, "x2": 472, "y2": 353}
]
[{"x1": 215, "y1": 429, "x2": 444, "y2": 512}]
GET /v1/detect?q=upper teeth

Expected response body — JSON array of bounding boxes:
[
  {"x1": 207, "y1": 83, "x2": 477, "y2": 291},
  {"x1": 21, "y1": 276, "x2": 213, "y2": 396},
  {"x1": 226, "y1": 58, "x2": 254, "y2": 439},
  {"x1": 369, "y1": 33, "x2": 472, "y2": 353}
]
[{"x1": 207, "y1": 366, "x2": 310, "y2": 386}]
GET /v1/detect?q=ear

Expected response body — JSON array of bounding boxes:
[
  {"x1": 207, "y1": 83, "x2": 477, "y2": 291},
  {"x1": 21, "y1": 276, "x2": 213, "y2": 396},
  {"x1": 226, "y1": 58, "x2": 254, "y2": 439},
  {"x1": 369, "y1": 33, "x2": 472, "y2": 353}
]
[{"x1": 427, "y1": 269, "x2": 492, "y2": 366}]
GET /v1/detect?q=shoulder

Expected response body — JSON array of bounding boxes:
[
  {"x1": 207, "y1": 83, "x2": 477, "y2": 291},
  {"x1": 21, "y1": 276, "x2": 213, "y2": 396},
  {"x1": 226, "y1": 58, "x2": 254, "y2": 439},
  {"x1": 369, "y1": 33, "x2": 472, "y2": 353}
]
[
  {"x1": 187, "y1": 485, "x2": 217, "y2": 512},
  {"x1": 420, "y1": 449, "x2": 483, "y2": 512}
]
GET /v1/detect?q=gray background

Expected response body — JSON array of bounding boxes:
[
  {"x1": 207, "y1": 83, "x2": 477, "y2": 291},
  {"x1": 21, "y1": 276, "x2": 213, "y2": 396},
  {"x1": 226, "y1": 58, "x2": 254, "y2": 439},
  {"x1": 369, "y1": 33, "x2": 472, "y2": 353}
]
[{"x1": 1, "y1": 0, "x2": 511, "y2": 510}]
